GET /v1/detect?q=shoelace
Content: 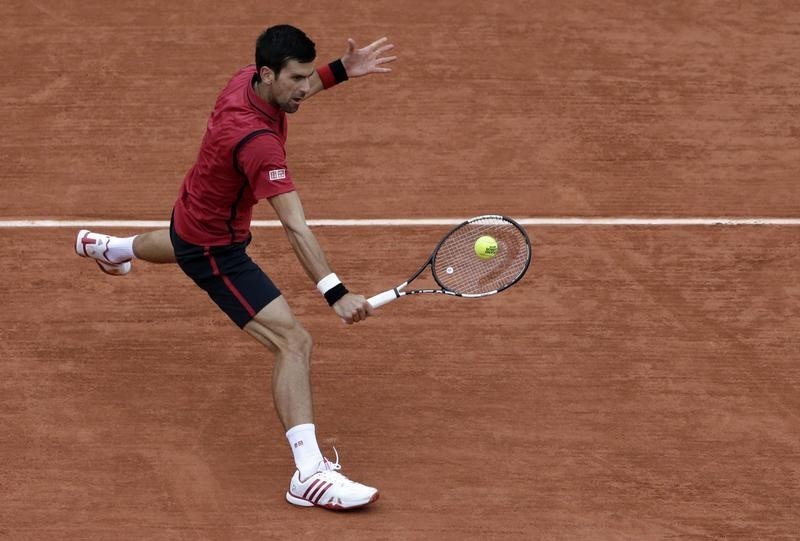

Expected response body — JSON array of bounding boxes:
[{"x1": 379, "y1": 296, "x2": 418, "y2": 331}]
[
  {"x1": 321, "y1": 447, "x2": 341, "y2": 471},
  {"x1": 315, "y1": 447, "x2": 358, "y2": 485}
]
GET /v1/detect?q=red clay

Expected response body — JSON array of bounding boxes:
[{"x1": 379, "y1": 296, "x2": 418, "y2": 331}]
[{"x1": 2, "y1": 2, "x2": 800, "y2": 539}]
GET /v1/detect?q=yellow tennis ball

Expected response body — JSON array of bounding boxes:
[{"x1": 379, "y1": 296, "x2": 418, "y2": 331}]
[{"x1": 474, "y1": 235, "x2": 498, "y2": 260}]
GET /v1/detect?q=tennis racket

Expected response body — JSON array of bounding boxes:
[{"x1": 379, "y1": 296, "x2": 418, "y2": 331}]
[{"x1": 367, "y1": 215, "x2": 532, "y2": 308}]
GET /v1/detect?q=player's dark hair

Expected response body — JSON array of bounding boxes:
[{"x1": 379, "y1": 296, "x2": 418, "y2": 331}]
[{"x1": 255, "y1": 25, "x2": 316, "y2": 81}]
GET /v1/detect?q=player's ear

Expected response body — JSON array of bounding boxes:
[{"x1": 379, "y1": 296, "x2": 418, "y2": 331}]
[{"x1": 260, "y1": 66, "x2": 275, "y2": 85}]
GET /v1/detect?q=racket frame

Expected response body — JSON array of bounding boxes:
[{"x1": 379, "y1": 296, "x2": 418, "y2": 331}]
[{"x1": 367, "y1": 214, "x2": 531, "y2": 308}]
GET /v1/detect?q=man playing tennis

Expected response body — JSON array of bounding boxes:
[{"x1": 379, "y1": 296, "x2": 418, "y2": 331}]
[{"x1": 75, "y1": 24, "x2": 396, "y2": 510}]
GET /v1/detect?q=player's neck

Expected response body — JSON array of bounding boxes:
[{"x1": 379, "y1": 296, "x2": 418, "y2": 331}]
[{"x1": 254, "y1": 80, "x2": 271, "y2": 104}]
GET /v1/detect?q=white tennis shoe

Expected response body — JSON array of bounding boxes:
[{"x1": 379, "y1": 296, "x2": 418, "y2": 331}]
[
  {"x1": 286, "y1": 449, "x2": 379, "y2": 510},
  {"x1": 75, "y1": 229, "x2": 132, "y2": 276}
]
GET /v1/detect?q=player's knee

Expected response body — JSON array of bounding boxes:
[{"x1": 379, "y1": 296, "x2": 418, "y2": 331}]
[
  {"x1": 282, "y1": 322, "x2": 312, "y2": 358},
  {"x1": 295, "y1": 325, "x2": 313, "y2": 356}
]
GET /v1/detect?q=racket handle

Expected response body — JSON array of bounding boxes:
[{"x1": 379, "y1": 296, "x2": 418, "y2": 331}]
[{"x1": 367, "y1": 289, "x2": 399, "y2": 309}]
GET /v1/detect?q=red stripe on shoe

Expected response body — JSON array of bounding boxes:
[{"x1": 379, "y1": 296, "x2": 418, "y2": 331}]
[
  {"x1": 80, "y1": 232, "x2": 95, "y2": 256},
  {"x1": 204, "y1": 248, "x2": 257, "y2": 317},
  {"x1": 303, "y1": 479, "x2": 321, "y2": 500},
  {"x1": 314, "y1": 482, "x2": 333, "y2": 504},
  {"x1": 307, "y1": 481, "x2": 327, "y2": 503}
]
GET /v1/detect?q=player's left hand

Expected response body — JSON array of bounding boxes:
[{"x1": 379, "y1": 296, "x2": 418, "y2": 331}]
[{"x1": 341, "y1": 37, "x2": 397, "y2": 78}]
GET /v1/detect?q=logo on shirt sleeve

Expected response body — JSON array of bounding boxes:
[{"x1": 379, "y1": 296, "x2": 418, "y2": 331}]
[{"x1": 268, "y1": 169, "x2": 287, "y2": 182}]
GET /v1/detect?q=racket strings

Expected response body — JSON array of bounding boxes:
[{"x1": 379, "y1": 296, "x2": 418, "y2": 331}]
[{"x1": 433, "y1": 217, "x2": 530, "y2": 295}]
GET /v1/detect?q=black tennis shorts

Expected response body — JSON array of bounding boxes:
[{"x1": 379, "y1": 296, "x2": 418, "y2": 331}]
[{"x1": 170, "y1": 221, "x2": 281, "y2": 328}]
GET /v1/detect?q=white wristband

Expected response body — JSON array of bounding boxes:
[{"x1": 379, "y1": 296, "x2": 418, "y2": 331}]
[{"x1": 316, "y1": 273, "x2": 341, "y2": 295}]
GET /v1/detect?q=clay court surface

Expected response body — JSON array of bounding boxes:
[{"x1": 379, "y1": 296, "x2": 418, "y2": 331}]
[{"x1": 2, "y1": 1, "x2": 800, "y2": 539}]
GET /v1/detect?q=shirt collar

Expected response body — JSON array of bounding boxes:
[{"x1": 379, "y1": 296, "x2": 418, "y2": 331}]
[{"x1": 247, "y1": 71, "x2": 281, "y2": 121}]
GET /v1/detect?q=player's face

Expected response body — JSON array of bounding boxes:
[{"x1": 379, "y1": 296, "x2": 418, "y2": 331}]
[{"x1": 270, "y1": 60, "x2": 315, "y2": 113}]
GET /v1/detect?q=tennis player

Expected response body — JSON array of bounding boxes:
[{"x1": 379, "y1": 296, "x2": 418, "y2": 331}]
[{"x1": 75, "y1": 24, "x2": 396, "y2": 510}]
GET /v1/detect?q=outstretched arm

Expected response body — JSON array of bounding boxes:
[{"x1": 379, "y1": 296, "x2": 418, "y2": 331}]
[
  {"x1": 268, "y1": 191, "x2": 373, "y2": 324},
  {"x1": 304, "y1": 36, "x2": 397, "y2": 100}
]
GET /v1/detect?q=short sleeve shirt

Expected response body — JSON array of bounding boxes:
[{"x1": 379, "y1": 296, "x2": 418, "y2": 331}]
[
  {"x1": 173, "y1": 66, "x2": 296, "y2": 246},
  {"x1": 238, "y1": 133, "x2": 295, "y2": 200}
]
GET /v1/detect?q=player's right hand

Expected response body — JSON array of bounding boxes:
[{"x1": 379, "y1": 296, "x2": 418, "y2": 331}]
[{"x1": 333, "y1": 292, "x2": 374, "y2": 324}]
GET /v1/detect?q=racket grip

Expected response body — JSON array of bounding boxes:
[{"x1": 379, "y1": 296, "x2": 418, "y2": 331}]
[{"x1": 367, "y1": 289, "x2": 399, "y2": 309}]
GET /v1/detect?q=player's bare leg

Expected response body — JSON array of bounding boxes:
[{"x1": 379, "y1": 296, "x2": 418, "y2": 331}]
[
  {"x1": 244, "y1": 296, "x2": 379, "y2": 509},
  {"x1": 133, "y1": 229, "x2": 176, "y2": 263},
  {"x1": 244, "y1": 296, "x2": 314, "y2": 429}
]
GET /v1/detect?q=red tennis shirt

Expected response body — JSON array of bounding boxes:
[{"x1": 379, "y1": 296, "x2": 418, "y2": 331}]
[{"x1": 173, "y1": 65, "x2": 296, "y2": 246}]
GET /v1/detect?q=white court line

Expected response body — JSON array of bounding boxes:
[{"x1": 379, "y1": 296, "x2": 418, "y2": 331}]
[{"x1": 1, "y1": 217, "x2": 800, "y2": 228}]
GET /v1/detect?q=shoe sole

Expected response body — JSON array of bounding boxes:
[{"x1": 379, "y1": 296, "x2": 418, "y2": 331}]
[
  {"x1": 75, "y1": 229, "x2": 131, "y2": 276},
  {"x1": 285, "y1": 490, "x2": 379, "y2": 510}
]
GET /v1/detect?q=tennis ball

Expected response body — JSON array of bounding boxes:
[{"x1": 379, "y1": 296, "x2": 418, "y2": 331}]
[{"x1": 474, "y1": 235, "x2": 498, "y2": 260}]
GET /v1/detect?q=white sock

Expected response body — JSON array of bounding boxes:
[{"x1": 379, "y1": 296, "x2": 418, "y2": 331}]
[
  {"x1": 286, "y1": 423, "x2": 324, "y2": 480},
  {"x1": 107, "y1": 235, "x2": 136, "y2": 262}
]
